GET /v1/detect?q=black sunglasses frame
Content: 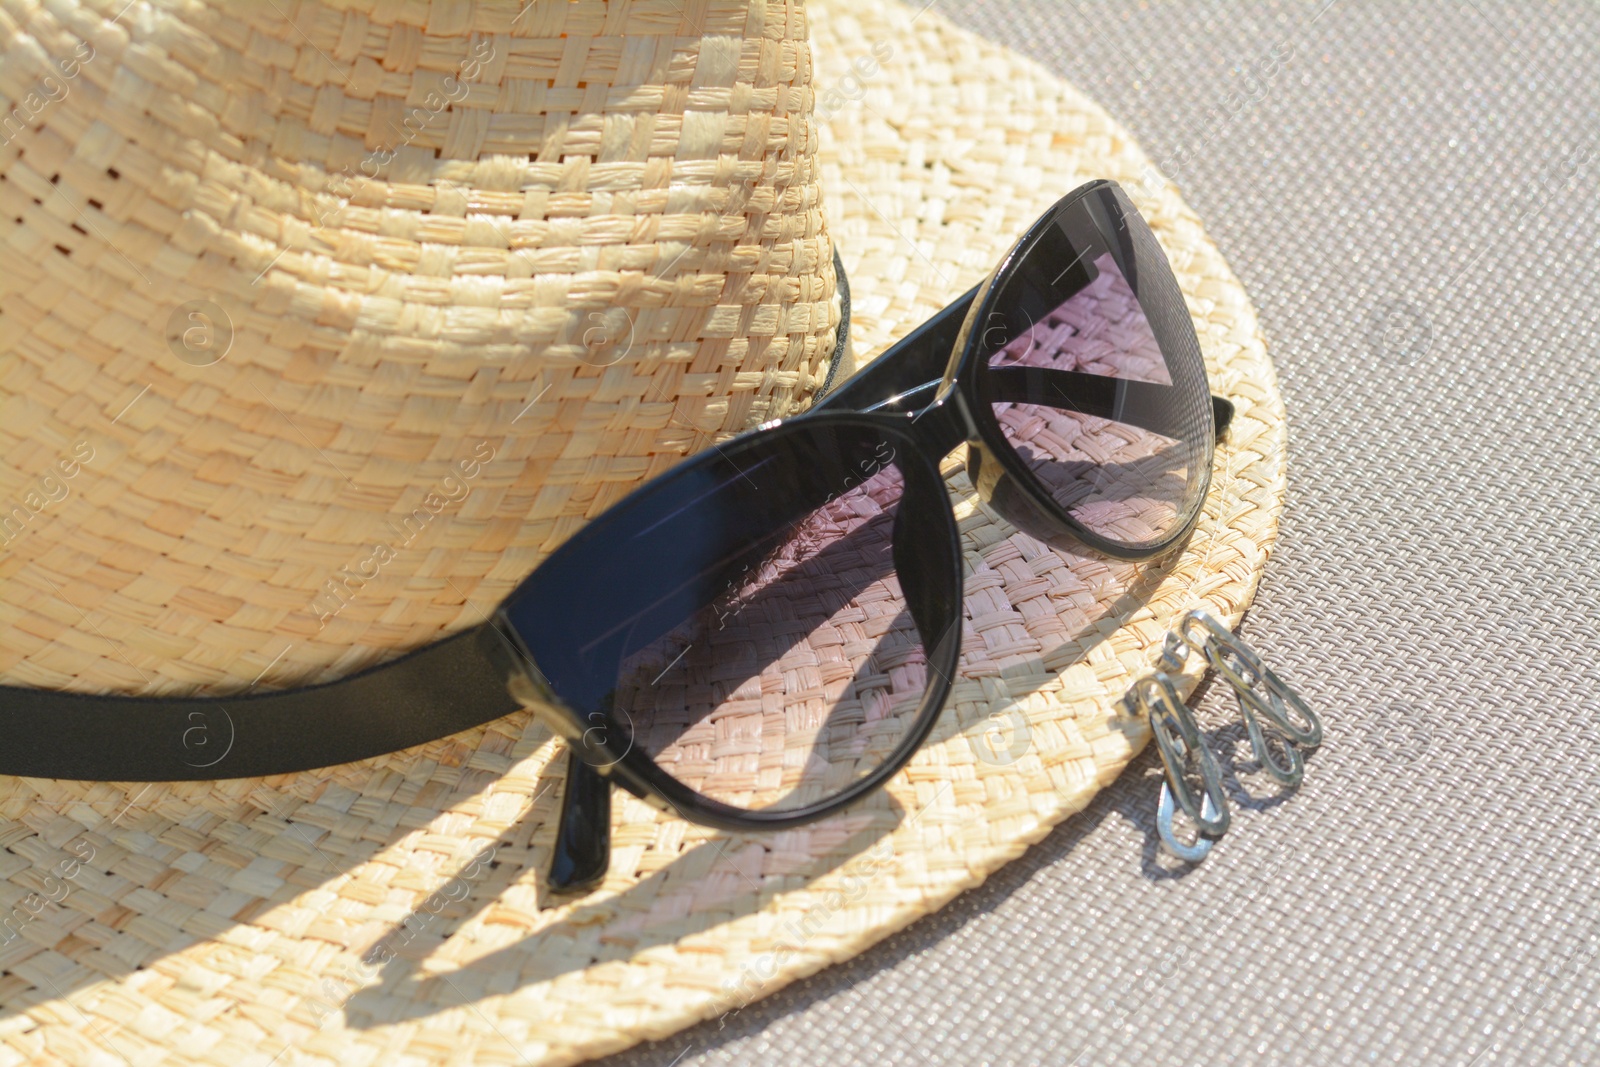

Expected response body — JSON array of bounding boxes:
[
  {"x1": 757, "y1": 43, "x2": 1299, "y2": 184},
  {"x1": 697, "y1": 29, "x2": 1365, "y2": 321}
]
[{"x1": 494, "y1": 180, "x2": 1234, "y2": 888}]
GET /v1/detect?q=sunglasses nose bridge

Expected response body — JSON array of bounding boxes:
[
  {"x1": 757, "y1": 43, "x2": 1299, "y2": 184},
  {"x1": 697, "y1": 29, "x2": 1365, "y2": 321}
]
[{"x1": 905, "y1": 388, "x2": 978, "y2": 459}]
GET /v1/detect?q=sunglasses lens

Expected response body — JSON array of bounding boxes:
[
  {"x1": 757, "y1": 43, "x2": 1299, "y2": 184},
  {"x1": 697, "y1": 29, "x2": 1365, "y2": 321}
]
[
  {"x1": 982, "y1": 190, "x2": 1213, "y2": 551},
  {"x1": 605, "y1": 427, "x2": 944, "y2": 813}
]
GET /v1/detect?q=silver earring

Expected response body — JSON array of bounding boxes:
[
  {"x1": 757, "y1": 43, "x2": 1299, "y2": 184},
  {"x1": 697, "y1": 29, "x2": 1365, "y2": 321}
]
[
  {"x1": 1126, "y1": 609, "x2": 1324, "y2": 862},
  {"x1": 1125, "y1": 671, "x2": 1229, "y2": 863},
  {"x1": 1160, "y1": 609, "x2": 1323, "y2": 786}
]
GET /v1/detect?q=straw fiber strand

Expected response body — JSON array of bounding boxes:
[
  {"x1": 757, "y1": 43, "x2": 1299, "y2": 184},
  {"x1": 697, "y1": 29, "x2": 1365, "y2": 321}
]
[
  {"x1": 0, "y1": 1, "x2": 1285, "y2": 1065},
  {"x1": 0, "y1": 0, "x2": 838, "y2": 694}
]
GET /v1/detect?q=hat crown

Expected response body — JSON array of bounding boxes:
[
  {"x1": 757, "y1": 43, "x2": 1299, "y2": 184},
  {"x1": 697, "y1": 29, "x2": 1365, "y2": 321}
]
[{"x1": 0, "y1": 0, "x2": 838, "y2": 694}]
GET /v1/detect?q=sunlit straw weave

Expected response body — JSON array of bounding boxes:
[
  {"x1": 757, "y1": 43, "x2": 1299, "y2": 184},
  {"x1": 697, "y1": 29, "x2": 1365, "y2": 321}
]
[
  {"x1": 0, "y1": 1, "x2": 1286, "y2": 1064},
  {"x1": 0, "y1": 0, "x2": 838, "y2": 694}
]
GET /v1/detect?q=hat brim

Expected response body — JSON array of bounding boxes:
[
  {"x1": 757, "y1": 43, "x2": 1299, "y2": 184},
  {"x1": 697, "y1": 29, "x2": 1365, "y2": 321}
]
[{"x1": 1, "y1": 3, "x2": 1285, "y2": 1064}]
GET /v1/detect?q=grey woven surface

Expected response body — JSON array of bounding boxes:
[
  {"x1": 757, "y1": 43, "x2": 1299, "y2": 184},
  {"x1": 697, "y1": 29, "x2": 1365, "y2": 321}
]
[{"x1": 602, "y1": 1, "x2": 1600, "y2": 1064}]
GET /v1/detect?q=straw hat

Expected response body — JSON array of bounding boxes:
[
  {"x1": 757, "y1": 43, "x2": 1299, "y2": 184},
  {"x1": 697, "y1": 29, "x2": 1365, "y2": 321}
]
[{"x1": 0, "y1": 1, "x2": 1285, "y2": 1064}]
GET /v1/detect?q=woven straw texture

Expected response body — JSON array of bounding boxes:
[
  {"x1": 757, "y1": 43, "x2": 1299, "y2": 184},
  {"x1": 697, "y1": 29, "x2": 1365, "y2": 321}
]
[
  {"x1": 0, "y1": 0, "x2": 838, "y2": 694},
  {"x1": 0, "y1": 1, "x2": 1283, "y2": 1065}
]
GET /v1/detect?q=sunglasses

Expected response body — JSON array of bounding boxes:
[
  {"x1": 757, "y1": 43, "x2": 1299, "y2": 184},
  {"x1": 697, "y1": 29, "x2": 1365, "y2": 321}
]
[
  {"x1": 493, "y1": 179, "x2": 1234, "y2": 887},
  {"x1": 0, "y1": 180, "x2": 1233, "y2": 892}
]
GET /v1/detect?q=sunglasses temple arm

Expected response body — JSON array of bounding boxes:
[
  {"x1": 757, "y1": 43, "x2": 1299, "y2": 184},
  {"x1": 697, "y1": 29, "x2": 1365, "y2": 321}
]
[
  {"x1": 547, "y1": 748, "x2": 611, "y2": 892},
  {"x1": 812, "y1": 287, "x2": 1235, "y2": 441},
  {"x1": 1212, "y1": 395, "x2": 1235, "y2": 436},
  {"x1": 986, "y1": 366, "x2": 1235, "y2": 442},
  {"x1": 812, "y1": 284, "x2": 981, "y2": 414}
]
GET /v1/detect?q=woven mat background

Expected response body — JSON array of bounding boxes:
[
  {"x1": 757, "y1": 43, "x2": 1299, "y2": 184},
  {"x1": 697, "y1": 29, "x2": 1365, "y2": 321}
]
[{"x1": 604, "y1": 1, "x2": 1600, "y2": 1064}]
